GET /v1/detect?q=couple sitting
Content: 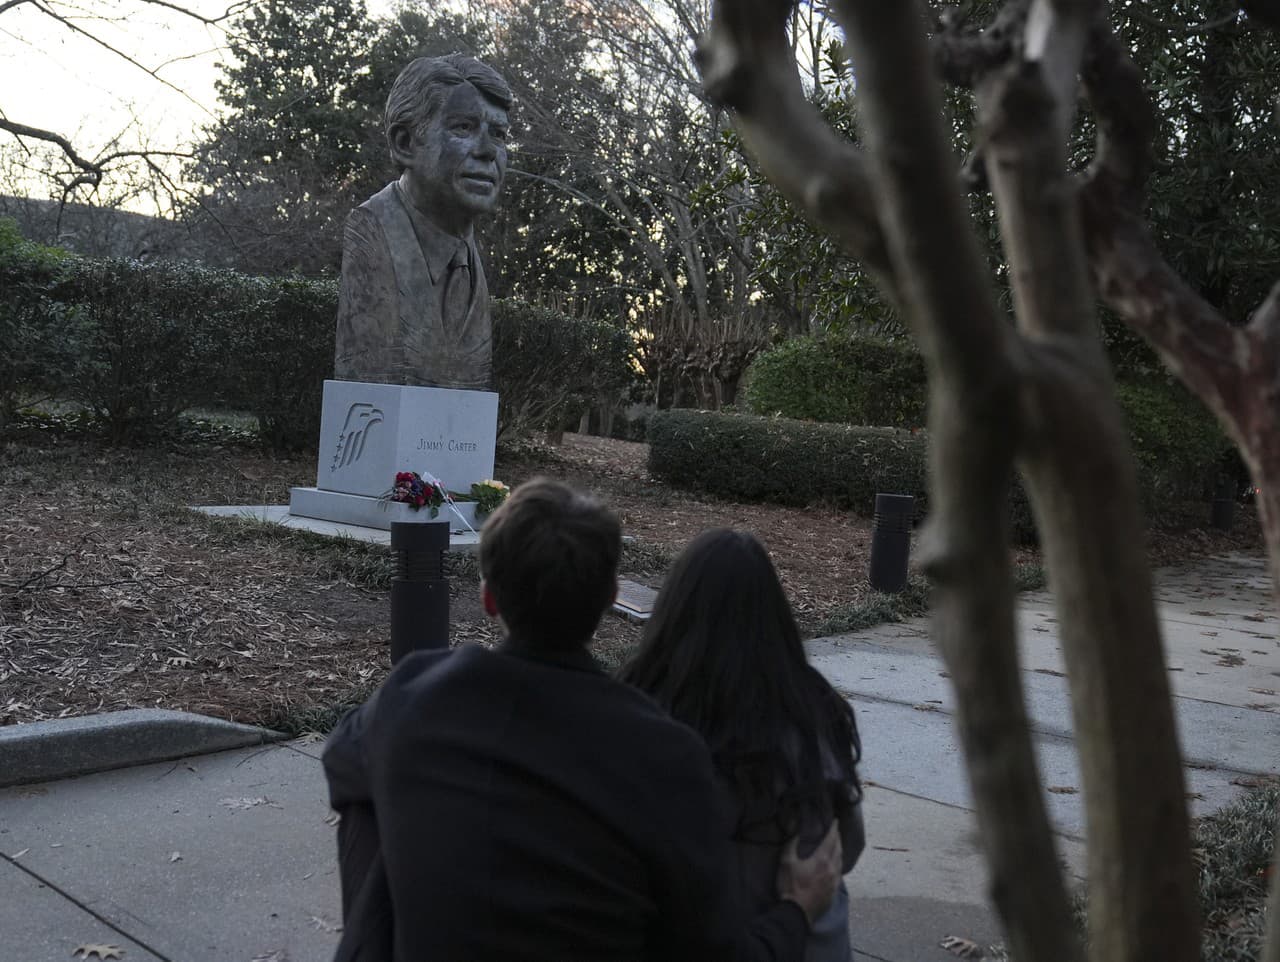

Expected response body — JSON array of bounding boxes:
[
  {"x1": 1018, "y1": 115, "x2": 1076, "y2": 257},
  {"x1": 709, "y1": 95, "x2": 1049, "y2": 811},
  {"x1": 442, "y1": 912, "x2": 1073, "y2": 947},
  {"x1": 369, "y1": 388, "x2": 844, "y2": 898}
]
[{"x1": 323, "y1": 478, "x2": 864, "y2": 961}]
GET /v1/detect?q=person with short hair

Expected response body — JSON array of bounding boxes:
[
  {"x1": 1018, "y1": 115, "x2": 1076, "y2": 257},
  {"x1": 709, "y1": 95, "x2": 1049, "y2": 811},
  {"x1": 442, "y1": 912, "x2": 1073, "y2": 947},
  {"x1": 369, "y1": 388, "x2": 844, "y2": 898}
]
[
  {"x1": 323, "y1": 479, "x2": 842, "y2": 961},
  {"x1": 619, "y1": 528, "x2": 865, "y2": 962},
  {"x1": 334, "y1": 53, "x2": 512, "y2": 390}
]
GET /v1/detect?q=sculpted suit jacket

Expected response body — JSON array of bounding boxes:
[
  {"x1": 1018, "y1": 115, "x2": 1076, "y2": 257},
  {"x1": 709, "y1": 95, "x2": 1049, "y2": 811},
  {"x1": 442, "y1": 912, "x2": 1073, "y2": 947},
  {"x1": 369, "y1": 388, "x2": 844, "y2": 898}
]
[
  {"x1": 322, "y1": 642, "x2": 810, "y2": 962},
  {"x1": 334, "y1": 182, "x2": 492, "y2": 391}
]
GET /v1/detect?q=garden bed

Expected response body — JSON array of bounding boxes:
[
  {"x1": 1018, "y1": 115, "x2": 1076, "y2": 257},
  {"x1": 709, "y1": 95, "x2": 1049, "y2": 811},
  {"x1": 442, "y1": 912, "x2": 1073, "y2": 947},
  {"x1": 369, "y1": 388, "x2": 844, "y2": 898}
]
[{"x1": 0, "y1": 426, "x2": 1264, "y2": 731}]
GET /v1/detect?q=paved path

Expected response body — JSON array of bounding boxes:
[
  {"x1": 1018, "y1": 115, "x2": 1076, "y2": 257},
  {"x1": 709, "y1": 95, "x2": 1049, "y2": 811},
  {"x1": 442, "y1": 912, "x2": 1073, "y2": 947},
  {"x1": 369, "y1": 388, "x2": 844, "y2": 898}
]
[
  {"x1": 0, "y1": 553, "x2": 1274, "y2": 962},
  {"x1": 821, "y1": 551, "x2": 1278, "y2": 961}
]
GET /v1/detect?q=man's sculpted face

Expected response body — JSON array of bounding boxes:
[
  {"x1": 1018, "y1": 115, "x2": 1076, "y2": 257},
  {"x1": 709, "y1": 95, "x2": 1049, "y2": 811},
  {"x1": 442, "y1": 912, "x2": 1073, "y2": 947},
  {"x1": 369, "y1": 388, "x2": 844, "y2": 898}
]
[{"x1": 397, "y1": 82, "x2": 509, "y2": 236}]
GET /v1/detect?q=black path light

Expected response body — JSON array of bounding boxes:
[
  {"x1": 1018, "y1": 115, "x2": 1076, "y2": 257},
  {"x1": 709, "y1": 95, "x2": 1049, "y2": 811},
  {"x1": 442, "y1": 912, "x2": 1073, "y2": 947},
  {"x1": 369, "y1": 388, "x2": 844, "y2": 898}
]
[
  {"x1": 389, "y1": 519, "x2": 451, "y2": 663},
  {"x1": 868, "y1": 493, "x2": 915, "y2": 593}
]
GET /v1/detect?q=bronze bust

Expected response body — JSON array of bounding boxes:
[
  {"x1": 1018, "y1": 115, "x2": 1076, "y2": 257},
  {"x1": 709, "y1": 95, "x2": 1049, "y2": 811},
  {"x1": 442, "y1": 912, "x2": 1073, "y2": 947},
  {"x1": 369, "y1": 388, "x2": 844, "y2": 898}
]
[{"x1": 334, "y1": 55, "x2": 511, "y2": 391}]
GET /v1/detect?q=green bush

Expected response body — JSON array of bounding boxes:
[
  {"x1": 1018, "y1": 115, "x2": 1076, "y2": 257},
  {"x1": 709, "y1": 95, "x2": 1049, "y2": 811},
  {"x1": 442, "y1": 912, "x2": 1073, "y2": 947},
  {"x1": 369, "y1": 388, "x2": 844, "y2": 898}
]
[
  {"x1": 649, "y1": 409, "x2": 1040, "y2": 542},
  {"x1": 741, "y1": 329, "x2": 1229, "y2": 522},
  {"x1": 50, "y1": 258, "x2": 240, "y2": 443},
  {"x1": 0, "y1": 218, "x2": 76, "y2": 430},
  {"x1": 1116, "y1": 379, "x2": 1233, "y2": 505},
  {"x1": 648, "y1": 409, "x2": 927, "y2": 513},
  {"x1": 492, "y1": 298, "x2": 634, "y2": 441},
  {"x1": 218, "y1": 274, "x2": 338, "y2": 452},
  {"x1": 2, "y1": 238, "x2": 637, "y2": 452},
  {"x1": 744, "y1": 334, "x2": 926, "y2": 428}
]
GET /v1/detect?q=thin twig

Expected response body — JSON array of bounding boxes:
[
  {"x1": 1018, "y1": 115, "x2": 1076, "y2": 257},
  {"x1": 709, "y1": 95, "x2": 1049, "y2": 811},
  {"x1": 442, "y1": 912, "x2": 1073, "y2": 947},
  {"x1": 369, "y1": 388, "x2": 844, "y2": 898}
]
[{"x1": 5, "y1": 554, "x2": 72, "y2": 592}]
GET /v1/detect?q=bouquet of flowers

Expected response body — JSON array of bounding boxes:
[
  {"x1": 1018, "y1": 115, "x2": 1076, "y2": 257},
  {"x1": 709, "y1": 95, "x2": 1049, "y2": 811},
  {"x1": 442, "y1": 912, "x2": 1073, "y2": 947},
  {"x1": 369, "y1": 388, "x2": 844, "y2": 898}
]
[
  {"x1": 389, "y1": 471, "x2": 448, "y2": 517},
  {"x1": 470, "y1": 479, "x2": 510, "y2": 516}
]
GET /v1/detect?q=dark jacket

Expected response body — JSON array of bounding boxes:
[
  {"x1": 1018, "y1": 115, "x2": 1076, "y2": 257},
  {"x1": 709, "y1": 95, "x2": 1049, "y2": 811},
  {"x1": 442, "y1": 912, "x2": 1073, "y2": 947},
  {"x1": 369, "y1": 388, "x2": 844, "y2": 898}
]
[{"x1": 322, "y1": 641, "x2": 809, "y2": 962}]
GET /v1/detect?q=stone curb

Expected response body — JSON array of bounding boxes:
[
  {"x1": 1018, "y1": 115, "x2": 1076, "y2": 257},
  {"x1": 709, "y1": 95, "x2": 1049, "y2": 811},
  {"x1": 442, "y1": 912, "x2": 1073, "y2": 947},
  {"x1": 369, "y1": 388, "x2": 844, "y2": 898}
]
[{"x1": 0, "y1": 709, "x2": 286, "y2": 788}]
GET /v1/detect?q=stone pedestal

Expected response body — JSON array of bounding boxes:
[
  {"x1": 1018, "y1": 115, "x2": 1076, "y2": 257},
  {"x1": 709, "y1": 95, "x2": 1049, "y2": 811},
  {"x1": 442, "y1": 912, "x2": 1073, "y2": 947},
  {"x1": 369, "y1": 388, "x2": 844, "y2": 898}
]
[{"x1": 289, "y1": 380, "x2": 498, "y2": 532}]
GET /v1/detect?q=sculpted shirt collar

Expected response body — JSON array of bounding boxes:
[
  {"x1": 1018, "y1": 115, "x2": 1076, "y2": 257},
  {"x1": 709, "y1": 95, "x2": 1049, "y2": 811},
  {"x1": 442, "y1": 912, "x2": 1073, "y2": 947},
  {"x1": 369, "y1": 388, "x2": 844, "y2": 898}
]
[{"x1": 393, "y1": 181, "x2": 474, "y2": 286}]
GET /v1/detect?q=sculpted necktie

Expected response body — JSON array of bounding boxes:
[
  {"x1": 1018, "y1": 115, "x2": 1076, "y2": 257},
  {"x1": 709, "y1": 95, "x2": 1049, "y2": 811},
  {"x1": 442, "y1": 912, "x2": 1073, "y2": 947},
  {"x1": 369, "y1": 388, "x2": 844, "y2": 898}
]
[{"x1": 443, "y1": 243, "x2": 472, "y2": 335}]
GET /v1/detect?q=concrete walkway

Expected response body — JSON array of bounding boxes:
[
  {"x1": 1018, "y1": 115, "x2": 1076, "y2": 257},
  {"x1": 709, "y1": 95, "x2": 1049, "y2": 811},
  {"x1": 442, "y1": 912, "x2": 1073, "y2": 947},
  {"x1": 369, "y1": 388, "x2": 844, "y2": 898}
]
[
  {"x1": 0, "y1": 554, "x2": 1275, "y2": 962},
  {"x1": 821, "y1": 551, "x2": 1278, "y2": 961}
]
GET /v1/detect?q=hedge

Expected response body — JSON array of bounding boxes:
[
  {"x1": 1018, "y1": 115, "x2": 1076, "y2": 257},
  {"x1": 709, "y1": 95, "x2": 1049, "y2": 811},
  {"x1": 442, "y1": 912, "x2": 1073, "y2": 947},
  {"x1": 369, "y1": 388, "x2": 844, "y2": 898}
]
[
  {"x1": 215, "y1": 274, "x2": 336, "y2": 453},
  {"x1": 648, "y1": 409, "x2": 929, "y2": 514},
  {"x1": 2, "y1": 224, "x2": 632, "y2": 450},
  {"x1": 53, "y1": 257, "x2": 244, "y2": 443},
  {"x1": 741, "y1": 331, "x2": 1231, "y2": 513},
  {"x1": 1115, "y1": 379, "x2": 1233, "y2": 503},
  {"x1": 0, "y1": 218, "x2": 76, "y2": 430},
  {"x1": 650, "y1": 410, "x2": 1078, "y2": 544},
  {"x1": 744, "y1": 334, "x2": 926, "y2": 428},
  {"x1": 492, "y1": 299, "x2": 634, "y2": 441}
]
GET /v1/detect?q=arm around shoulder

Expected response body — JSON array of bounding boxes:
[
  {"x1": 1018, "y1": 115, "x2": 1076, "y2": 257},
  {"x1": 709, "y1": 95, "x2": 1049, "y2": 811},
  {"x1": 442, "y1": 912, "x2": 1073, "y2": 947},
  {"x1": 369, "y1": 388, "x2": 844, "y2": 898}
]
[{"x1": 647, "y1": 729, "x2": 810, "y2": 962}]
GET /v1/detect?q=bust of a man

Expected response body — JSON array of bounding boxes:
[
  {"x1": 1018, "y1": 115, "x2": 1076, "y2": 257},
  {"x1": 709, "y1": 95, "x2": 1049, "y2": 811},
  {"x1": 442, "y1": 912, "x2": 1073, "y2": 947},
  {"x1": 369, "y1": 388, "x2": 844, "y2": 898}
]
[{"x1": 334, "y1": 55, "x2": 511, "y2": 391}]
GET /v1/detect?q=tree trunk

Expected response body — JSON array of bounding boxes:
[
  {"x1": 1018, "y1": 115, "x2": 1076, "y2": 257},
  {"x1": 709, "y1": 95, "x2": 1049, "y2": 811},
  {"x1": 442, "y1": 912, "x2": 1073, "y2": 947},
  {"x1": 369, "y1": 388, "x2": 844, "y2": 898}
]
[{"x1": 698, "y1": 0, "x2": 1207, "y2": 958}]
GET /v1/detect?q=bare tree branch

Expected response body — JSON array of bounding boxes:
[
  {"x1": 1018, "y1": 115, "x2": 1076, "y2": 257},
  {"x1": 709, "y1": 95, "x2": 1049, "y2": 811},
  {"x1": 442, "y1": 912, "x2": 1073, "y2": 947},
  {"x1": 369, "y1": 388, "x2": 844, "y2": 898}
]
[
  {"x1": 0, "y1": 115, "x2": 103, "y2": 183},
  {"x1": 803, "y1": 2, "x2": 1089, "y2": 961},
  {"x1": 1080, "y1": 16, "x2": 1154, "y2": 202},
  {"x1": 694, "y1": 0, "x2": 897, "y2": 302},
  {"x1": 978, "y1": 4, "x2": 1203, "y2": 960},
  {"x1": 132, "y1": 0, "x2": 248, "y2": 26},
  {"x1": 30, "y1": 0, "x2": 209, "y2": 113},
  {"x1": 0, "y1": 0, "x2": 233, "y2": 182},
  {"x1": 1078, "y1": 17, "x2": 1248, "y2": 429}
]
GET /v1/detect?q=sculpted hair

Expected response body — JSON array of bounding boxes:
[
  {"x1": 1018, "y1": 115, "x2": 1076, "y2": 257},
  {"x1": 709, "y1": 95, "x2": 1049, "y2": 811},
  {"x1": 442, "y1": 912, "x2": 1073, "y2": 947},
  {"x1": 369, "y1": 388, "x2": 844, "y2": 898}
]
[
  {"x1": 479, "y1": 478, "x2": 621, "y2": 650},
  {"x1": 384, "y1": 53, "x2": 513, "y2": 167}
]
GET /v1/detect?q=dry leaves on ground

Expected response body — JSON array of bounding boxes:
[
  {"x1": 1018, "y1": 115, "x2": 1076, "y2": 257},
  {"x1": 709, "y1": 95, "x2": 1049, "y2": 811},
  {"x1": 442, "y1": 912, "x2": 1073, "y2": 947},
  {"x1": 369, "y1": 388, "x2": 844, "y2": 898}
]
[{"x1": 0, "y1": 431, "x2": 1263, "y2": 729}]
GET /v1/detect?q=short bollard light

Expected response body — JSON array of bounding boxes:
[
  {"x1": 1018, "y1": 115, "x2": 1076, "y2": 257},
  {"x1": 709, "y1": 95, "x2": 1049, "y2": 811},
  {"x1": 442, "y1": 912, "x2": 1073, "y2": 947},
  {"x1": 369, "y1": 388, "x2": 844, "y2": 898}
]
[
  {"x1": 389, "y1": 520, "x2": 450, "y2": 664},
  {"x1": 869, "y1": 493, "x2": 914, "y2": 594}
]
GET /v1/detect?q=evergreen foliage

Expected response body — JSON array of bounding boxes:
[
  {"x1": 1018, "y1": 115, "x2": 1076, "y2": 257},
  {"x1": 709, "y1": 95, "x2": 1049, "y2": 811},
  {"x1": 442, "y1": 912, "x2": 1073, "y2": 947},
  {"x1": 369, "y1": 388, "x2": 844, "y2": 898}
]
[{"x1": 744, "y1": 335, "x2": 927, "y2": 428}]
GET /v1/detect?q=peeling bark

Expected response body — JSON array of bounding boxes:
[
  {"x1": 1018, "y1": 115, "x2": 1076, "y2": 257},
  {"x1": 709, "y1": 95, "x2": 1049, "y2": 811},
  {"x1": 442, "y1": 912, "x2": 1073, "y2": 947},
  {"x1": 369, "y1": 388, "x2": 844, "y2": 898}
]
[{"x1": 699, "y1": 0, "x2": 1279, "y2": 958}]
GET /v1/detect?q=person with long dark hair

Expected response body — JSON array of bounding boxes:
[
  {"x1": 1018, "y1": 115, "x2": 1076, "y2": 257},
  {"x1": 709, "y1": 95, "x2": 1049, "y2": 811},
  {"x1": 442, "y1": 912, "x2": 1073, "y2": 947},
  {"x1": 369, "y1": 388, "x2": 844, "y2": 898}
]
[{"x1": 619, "y1": 528, "x2": 864, "y2": 962}]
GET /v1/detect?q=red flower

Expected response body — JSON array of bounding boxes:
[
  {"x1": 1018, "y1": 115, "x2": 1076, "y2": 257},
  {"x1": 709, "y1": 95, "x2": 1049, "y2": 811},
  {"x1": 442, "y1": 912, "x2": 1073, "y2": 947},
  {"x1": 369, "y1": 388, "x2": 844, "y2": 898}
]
[{"x1": 414, "y1": 494, "x2": 425, "y2": 506}]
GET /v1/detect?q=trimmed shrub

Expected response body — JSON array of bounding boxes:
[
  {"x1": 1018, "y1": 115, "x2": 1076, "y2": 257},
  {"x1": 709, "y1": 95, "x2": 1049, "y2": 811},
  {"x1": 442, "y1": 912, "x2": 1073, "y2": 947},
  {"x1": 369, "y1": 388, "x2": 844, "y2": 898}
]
[
  {"x1": 648, "y1": 409, "x2": 1039, "y2": 542},
  {"x1": 1116, "y1": 379, "x2": 1233, "y2": 505},
  {"x1": 648, "y1": 409, "x2": 927, "y2": 513},
  {"x1": 0, "y1": 218, "x2": 76, "y2": 429},
  {"x1": 492, "y1": 298, "x2": 634, "y2": 441},
  {"x1": 53, "y1": 257, "x2": 239, "y2": 443},
  {"x1": 4, "y1": 239, "x2": 634, "y2": 451},
  {"x1": 742, "y1": 329, "x2": 1229, "y2": 522},
  {"x1": 218, "y1": 274, "x2": 337, "y2": 452},
  {"x1": 744, "y1": 334, "x2": 926, "y2": 428}
]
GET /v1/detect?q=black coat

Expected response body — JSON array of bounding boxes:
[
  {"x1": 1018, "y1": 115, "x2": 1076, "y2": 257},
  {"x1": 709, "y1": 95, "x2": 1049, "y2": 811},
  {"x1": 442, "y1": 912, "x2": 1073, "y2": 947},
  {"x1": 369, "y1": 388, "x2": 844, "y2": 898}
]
[{"x1": 322, "y1": 641, "x2": 808, "y2": 962}]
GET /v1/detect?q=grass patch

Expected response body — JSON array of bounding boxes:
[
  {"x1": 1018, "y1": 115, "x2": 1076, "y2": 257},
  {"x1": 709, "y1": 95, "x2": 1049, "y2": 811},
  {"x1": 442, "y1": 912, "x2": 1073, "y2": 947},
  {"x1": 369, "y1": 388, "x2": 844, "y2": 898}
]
[
  {"x1": 987, "y1": 783, "x2": 1279, "y2": 961},
  {"x1": 811, "y1": 562, "x2": 1048, "y2": 637},
  {"x1": 1197, "y1": 783, "x2": 1277, "y2": 961},
  {"x1": 6, "y1": 406, "x2": 262, "y2": 448},
  {"x1": 813, "y1": 576, "x2": 932, "y2": 636},
  {"x1": 262, "y1": 674, "x2": 383, "y2": 737},
  {"x1": 187, "y1": 513, "x2": 485, "y2": 591},
  {"x1": 620, "y1": 538, "x2": 676, "y2": 578}
]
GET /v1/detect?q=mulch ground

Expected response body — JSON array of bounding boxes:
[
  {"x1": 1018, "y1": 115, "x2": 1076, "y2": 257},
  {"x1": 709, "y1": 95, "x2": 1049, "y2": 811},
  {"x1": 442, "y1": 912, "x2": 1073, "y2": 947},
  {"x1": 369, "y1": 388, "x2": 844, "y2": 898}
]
[{"x1": 0, "y1": 428, "x2": 1265, "y2": 730}]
